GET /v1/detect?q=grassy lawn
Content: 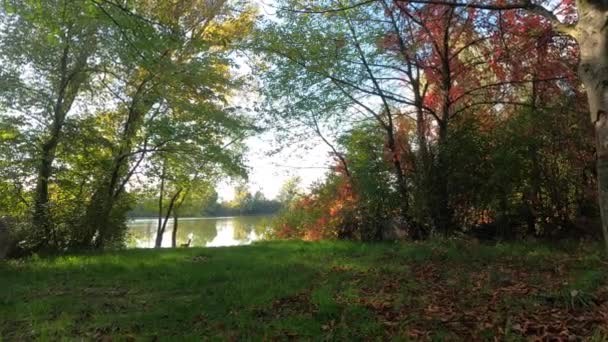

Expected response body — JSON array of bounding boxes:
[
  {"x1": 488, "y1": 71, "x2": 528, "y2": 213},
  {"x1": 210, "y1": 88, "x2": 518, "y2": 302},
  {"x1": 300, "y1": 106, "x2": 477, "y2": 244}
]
[{"x1": 1, "y1": 240, "x2": 608, "y2": 341}]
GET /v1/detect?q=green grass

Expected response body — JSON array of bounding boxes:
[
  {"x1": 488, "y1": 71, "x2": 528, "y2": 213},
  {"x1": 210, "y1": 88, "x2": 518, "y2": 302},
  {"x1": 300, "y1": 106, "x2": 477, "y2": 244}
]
[{"x1": 1, "y1": 240, "x2": 608, "y2": 341}]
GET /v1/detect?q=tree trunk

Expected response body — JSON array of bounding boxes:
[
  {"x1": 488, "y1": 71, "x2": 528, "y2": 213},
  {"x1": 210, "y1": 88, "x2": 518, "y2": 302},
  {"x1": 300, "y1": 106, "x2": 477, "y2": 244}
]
[
  {"x1": 91, "y1": 135, "x2": 144, "y2": 248},
  {"x1": 172, "y1": 213, "x2": 178, "y2": 248},
  {"x1": 433, "y1": 12, "x2": 455, "y2": 238},
  {"x1": 155, "y1": 189, "x2": 181, "y2": 248},
  {"x1": 526, "y1": 75, "x2": 541, "y2": 236},
  {"x1": 32, "y1": 42, "x2": 86, "y2": 248},
  {"x1": 435, "y1": 122, "x2": 452, "y2": 237},
  {"x1": 344, "y1": 15, "x2": 411, "y2": 232},
  {"x1": 595, "y1": 116, "x2": 608, "y2": 253},
  {"x1": 172, "y1": 187, "x2": 189, "y2": 248},
  {"x1": 386, "y1": 127, "x2": 409, "y2": 211},
  {"x1": 32, "y1": 136, "x2": 59, "y2": 247},
  {"x1": 155, "y1": 161, "x2": 167, "y2": 248},
  {"x1": 526, "y1": 143, "x2": 541, "y2": 236},
  {"x1": 577, "y1": 5, "x2": 608, "y2": 253},
  {"x1": 82, "y1": 80, "x2": 155, "y2": 248}
]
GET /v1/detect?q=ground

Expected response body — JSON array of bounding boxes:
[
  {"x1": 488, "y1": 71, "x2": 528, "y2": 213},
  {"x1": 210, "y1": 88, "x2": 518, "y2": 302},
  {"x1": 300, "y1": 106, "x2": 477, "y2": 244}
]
[{"x1": 1, "y1": 240, "x2": 608, "y2": 341}]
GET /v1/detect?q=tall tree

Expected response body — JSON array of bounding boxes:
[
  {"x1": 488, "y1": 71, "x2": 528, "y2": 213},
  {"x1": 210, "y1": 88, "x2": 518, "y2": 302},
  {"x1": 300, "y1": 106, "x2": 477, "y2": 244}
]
[
  {"x1": 0, "y1": 0, "x2": 103, "y2": 248},
  {"x1": 388, "y1": 0, "x2": 608, "y2": 253},
  {"x1": 256, "y1": 0, "x2": 424, "y2": 234},
  {"x1": 79, "y1": 0, "x2": 254, "y2": 248},
  {"x1": 0, "y1": 0, "x2": 256, "y2": 252}
]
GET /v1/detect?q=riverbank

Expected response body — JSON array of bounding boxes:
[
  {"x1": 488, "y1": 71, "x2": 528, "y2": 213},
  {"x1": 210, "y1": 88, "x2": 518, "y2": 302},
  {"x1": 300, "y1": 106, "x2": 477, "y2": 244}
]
[{"x1": 1, "y1": 240, "x2": 607, "y2": 340}]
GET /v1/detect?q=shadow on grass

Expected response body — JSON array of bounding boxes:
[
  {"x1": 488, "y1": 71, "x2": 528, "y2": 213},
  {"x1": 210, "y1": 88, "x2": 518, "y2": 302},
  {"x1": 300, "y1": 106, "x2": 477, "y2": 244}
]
[{"x1": 1, "y1": 240, "x2": 607, "y2": 340}]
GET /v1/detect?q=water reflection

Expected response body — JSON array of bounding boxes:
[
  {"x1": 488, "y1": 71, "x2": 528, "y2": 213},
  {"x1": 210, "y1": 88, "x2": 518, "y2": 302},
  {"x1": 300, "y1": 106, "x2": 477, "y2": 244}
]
[{"x1": 126, "y1": 215, "x2": 271, "y2": 248}]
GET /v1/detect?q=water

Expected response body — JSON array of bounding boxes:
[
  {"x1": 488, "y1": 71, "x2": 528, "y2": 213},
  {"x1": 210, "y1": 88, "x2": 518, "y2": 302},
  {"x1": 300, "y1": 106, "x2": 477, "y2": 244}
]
[{"x1": 126, "y1": 215, "x2": 273, "y2": 248}]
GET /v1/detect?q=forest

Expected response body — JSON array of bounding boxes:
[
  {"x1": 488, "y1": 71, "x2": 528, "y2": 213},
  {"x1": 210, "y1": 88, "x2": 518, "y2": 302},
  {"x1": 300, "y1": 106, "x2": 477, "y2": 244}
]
[{"x1": 2, "y1": 0, "x2": 608, "y2": 340}]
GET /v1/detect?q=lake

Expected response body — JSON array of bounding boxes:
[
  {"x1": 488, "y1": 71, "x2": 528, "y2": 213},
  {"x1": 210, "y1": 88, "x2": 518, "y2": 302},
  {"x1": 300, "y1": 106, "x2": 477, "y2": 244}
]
[{"x1": 126, "y1": 215, "x2": 273, "y2": 248}]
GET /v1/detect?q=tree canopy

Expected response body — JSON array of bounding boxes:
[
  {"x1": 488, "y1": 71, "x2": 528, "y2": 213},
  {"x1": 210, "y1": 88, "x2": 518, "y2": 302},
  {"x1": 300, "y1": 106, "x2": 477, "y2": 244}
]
[
  {"x1": 1, "y1": 0, "x2": 608, "y2": 254},
  {"x1": 0, "y1": 0, "x2": 256, "y2": 252}
]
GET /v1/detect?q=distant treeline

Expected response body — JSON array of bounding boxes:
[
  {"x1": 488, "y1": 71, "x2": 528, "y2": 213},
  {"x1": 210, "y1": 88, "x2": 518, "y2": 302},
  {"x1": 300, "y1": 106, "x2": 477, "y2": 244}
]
[{"x1": 129, "y1": 189, "x2": 282, "y2": 218}]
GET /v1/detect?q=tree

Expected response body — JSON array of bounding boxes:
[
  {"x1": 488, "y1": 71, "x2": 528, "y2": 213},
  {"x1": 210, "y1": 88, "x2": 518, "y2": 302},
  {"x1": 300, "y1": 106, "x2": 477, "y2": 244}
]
[
  {"x1": 0, "y1": 0, "x2": 256, "y2": 252},
  {"x1": 277, "y1": 177, "x2": 304, "y2": 207},
  {"x1": 0, "y1": 116, "x2": 31, "y2": 219},
  {"x1": 256, "y1": 1, "x2": 421, "y2": 232},
  {"x1": 394, "y1": 0, "x2": 608, "y2": 254},
  {"x1": 77, "y1": 0, "x2": 255, "y2": 248},
  {"x1": 231, "y1": 184, "x2": 254, "y2": 215},
  {"x1": 260, "y1": 0, "x2": 598, "y2": 242},
  {"x1": 339, "y1": 124, "x2": 402, "y2": 240},
  {"x1": 377, "y1": 1, "x2": 581, "y2": 236},
  {"x1": 149, "y1": 132, "x2": 247, "y2": 248},
  {"x1": 0, "y1": 0, "x2": 105, "y2": 248},
  {"x1": 170, "y1": 179, "x2": 218, "y2": 248},
  {"x1": 292, "y1": 0, "x2": 608, "y2": 249}
]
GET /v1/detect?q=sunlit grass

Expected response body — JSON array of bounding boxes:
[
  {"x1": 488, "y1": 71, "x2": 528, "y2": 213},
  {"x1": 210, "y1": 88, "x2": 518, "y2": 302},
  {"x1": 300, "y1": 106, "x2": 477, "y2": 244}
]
[{"x1": 1, "y1": 240, "x2": 607, "y2": 340}]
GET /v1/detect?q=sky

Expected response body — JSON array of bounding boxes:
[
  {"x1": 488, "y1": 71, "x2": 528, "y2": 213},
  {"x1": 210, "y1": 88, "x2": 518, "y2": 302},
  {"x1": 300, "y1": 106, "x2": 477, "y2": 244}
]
[
  {"x1": 216, "y1": 132, "x2": 333, "y2": 201},
  {"x1": 214, "y1": 0, "x2": 334, "y2": 201}
]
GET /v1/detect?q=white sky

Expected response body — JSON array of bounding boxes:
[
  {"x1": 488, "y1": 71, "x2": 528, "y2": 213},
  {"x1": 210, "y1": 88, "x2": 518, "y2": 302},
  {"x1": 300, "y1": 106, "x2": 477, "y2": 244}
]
[
  {"x1": 217, "y1": 132, "x2": 333, "y2": 201},
  {"x1": 214, "y1": 0, "x2": 334, "y2": 201}
]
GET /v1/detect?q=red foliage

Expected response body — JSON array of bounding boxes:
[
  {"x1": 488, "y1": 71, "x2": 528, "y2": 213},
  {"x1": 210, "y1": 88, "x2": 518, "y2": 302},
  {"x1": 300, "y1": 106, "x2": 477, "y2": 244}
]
[
  {"x1": 273, "y1": 165, "x2": 361, "y2": 241},
  {"x1": 382, "y1": 1, "x2": 582, "y2": 130}
]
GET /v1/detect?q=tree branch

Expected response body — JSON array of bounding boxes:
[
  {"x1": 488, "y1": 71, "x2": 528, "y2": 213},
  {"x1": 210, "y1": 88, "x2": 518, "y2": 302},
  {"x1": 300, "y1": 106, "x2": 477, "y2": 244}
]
[{"x1": 400, "y1": 0, "x2": 577, "y2": 36}]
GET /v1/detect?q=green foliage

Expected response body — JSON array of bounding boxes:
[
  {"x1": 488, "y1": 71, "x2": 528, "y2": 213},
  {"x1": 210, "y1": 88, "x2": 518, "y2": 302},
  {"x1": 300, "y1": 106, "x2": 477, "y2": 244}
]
[
  {"x1": 0, "y1": 117, "x2": 31, "y2": 219},
  {"x1": 339, "y1": 124, "x2": 401, "y2": 240},
  {"x1": 441, "y1": 103, "x2": 596, "y2": 238},
  {"x1": 255, "y1": 0, "x2": 597, "y2": 243},
  {"x1": 276, "y1": 177, "x2": 304, "y2": 208},
  {"x1": 271, "y1": 124, "x2": 401, "y2": 241},
  {"x1": 0, "y1": 0, "x2": 256, "y2": 252}
]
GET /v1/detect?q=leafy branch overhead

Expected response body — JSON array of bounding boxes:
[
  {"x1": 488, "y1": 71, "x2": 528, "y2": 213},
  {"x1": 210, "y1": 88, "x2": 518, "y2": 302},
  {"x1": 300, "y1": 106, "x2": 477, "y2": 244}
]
[{"x1": 0, "y1": 0, "x2": 256, "y2": 250}]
